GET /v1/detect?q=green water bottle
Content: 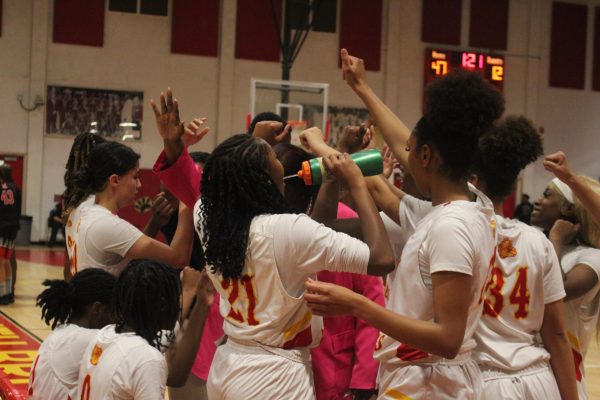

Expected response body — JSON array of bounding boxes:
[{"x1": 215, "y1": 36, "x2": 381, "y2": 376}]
[{"x1": 297, "y1": 149, "x2": 383, "y2": 186}]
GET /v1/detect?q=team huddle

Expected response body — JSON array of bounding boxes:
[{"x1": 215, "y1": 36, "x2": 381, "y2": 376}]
[{"x1": 25, "y1": 49, "x2": 600, "y2": 399}]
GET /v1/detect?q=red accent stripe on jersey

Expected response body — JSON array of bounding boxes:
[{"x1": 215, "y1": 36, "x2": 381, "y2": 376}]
[
  {"x1": 572, "y1": 348, "x2": 583, "y2": 382},
  {"x1": 395, "y1": 343, "x2": 429, "y2": 361},
  {"x1": 283, "y1": 326, "x2": 312, "y2": 349}
]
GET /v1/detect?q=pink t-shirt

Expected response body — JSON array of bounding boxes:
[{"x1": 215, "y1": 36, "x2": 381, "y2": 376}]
[
  {"x1": 311, "y1": 203, "x2": 384, "y2": 399},
  {"x1": 190, "y1": 296, "x2": 223, "y2": 380}
]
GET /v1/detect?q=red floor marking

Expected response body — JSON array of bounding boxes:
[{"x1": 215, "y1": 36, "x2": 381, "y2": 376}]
[
  {"x1": 0, "y1": 312, "x2": 40, "y2": 399},
  {"x1": 15, "y1": 248, "x2": 66, "y2": 267}
]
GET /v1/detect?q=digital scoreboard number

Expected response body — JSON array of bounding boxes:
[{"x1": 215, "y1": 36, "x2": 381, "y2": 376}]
[{"x1": 425, "y1": 48, "x2": 505, "y2": 92}]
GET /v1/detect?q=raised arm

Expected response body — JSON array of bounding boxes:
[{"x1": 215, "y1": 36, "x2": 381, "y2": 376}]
[
  {"x1": 544, "y1": 151, "x2": 600, "y2": 244},
  {"x1": 322, "y1": 153, "x2": 394, "y2": 276},
  {"x1": 151, "y1": 87, "x2": 209, "y2": 166},
  {"x1": 340, "y1": 48, "x2": 411, "y2": 169},
  {"x1": 166, "y1": 269, "x2": 214, "y2": 387}
]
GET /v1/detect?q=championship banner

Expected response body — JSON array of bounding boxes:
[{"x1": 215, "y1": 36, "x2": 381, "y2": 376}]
[{"x1": 0, "y1": 312, "x2": 40, "y2": 399}]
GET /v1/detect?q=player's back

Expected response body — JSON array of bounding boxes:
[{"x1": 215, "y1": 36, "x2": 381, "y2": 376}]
[
  {"x1": 28, "y1": 324, "x2": 97, "y2": 399},
  {"x1": 77, "y1": 324, "x2": 167, "y2": 399},
  {"x1": 474, "y1": 216, "x2": 565, "y2": 370},
  {"x1": 206, "y1": 214, "x2": 322, "y2": 350}
]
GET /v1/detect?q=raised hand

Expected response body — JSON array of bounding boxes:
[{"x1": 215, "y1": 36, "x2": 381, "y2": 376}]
[
  {"x1": 340, "y1": 48, "x2": 367, "y2": 89},
  {"x1": 337, "y1": 123, "x2": 369, "y2": 154},
  {"x1": 543, "y1": 151, "x2": 574, "y2": 183},
  {"x1": 549, "y1": 219, "x2": 580, "y2": 245},
  {"x1": 381, "y1": 145, "x2": 397, "y2": 179},
  {"x1": 181, "y1": 266, "x2": 202, "y2": 297},
  {"x1": 183, "y1": 118, "x2": 210, "y2": 147},
  {"x1": 150, "y1": 192, "x2": 176, "y2": 228},
  {"x1": 304, "y1": 278, "x2": 360, "y2": 317},
  {"x1": 299, "y1": 127, "x2": 326, "y2": 151},
  {"x1": 322, "y1": 153, "x2": 364, "y2": 189},
  {"x1": 252, "y1": 121, "x2": 291, "y2": 146},
  {"x1": 196, "y1": 270, "x2": 216, "y2": 308},
  {"x1": 151, "y1": 87, "x2": 183, "y2": 142}
]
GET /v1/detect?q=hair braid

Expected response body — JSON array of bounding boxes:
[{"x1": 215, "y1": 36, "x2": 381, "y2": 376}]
[
  {"x1": 200, "y1": 134, "x2": 294, "y2": 280},
  {"x1": 114, "y1": 260, "x2": 181, "y2": 351},
  {"x1": 36, "y1": 269, "x2": 116, "y2": 329}
]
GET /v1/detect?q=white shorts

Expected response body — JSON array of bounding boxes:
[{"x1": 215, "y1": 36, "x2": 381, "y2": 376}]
[
  {"x1": 206, "y1": 339, "x2": 315, "y2": 400},
  {"x1": 378, "y1": 356, "x2": 482, "y2": 400},
  {"x1": 480, "y1": 360, "x2": 561, "y2": 400}
]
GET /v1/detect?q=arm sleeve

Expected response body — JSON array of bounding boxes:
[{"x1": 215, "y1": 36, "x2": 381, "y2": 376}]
[
  {"x1": 425, "y1": 216, "x2": 475, "y2": 276},
  {"x1": 273, "y1": 214, "x2": 370, "y2": 276},
  {"x1": 153, "y1": 147, "x2": 202, "y2": 209},
  {"x1": 542, "y1": 236, "x2": 566, "y2": 304},
  {"x1": 130, "y1": 359, "x2": 167, "y2": 400},
  {"x1": 571, "y1": 248, "x2": 600, "y2": 278},
  {"x1": 87, "y1": 215, "x2": 143, "y2": 258},
  {"x1": 349, "y1": 275, "x2": 384, "y2": 390}
]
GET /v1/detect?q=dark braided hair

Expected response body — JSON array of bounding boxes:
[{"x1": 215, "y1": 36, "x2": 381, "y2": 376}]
[
  {"x1": 474, "y1": 116, "x2": 543, "y2": 202},
  {"x1": 200, "y1": 134, "x2": 294, "y2": 279},
  {"x1": 36, "y1": 268, "x2": 116, "y2": 329},
  {"x1": 65, "y1": 141, "x2": 140, "y2": 217},
  {"x1": 415, "y1": 70, "x2": 505, "y2": 181},
  {"x1": 114, "y1": 259, "x2": 181, "y2": 351},
  {"x1": 63, "y1": 133, "x2": 106, "y2": 221}
]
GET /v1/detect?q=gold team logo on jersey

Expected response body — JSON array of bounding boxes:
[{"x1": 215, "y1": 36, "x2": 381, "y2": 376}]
[
  {"x1": 90, "y1": 344, "x2": 103, "y2": 365},
  {"x1": 498, "y1": 238, "x2": 517, "y2": 259}
]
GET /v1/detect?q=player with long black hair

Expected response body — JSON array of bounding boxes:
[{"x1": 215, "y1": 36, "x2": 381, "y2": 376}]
[{"x1": 197, "y1": 129, "x2": 394, "y2": 398}]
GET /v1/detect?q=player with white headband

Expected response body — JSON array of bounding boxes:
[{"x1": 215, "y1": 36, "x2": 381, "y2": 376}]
[{"x1": 531, "y1": 166, "x2": 600, "y2": 400}]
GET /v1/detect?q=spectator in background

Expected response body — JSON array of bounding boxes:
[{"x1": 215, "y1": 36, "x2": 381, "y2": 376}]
[
  {"x1": 48, "y1": 199, "x2": 65, "y2": 247},
  {"x1": 0, "y1": 164, "x2": 21, "y2": 304},
  {"x1": 514, "y1": 193, "x2": 534, "y2": 224}
]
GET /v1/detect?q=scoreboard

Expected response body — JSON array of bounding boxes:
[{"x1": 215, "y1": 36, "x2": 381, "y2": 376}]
[{"x1": 424, "y1": 48, "x2": 505, "y2": 92}]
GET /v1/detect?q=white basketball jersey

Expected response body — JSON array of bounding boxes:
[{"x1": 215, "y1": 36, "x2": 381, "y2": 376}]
[
  {"x1": 77, "y1": 325, "x2": 167, "y2": 400},
  {"x1": 204, "y1": 214, "x2": 323, "y2": 349},
  {"x1": 65, "y1": 197, "x2": 141, "y2": 276},
  {"x1": 474, "y1": 216, "x2": 565, "y2": 371},
  {"x1": 560, "y1": 244, "x2": 600, "y2": 395},
  {"x1": 374, "y1": 197, "x2": 496, "y2": 366},
  {"x1": 28, "y1": 324, "x2": 97, "y2": 400}
]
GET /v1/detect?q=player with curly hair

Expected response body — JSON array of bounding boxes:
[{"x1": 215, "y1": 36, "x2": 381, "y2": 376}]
[
  {"x1": 304, "y1": 50, "x2": 502, "y2": 399},
  {"x1": 472, "y1": 116, "x2": 577, "y2": 399}
]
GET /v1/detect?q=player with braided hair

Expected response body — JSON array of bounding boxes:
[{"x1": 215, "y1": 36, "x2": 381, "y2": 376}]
[
  {"x1": 195, "y1": 131, "x2": 394, "y2": 399},
  {"x1": 472, "y1": 116, "x2": 577, "y2": 399},
  {"x1": 58, "y1": 132, "x2": 106, "y2": 280},
  {"x1": 62, "y1": 132, "x2": 106, "y2": 219},
  {"x1": 77, "y1": 259, "x2": 214, "y2": 398},
  {"x1": 28, "y1": 268, "x2": 116, "y2": 399}
]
